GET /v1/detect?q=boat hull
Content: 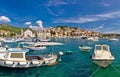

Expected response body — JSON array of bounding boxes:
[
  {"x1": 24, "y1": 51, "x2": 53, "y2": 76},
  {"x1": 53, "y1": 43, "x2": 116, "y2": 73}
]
[
  {"x1": 29, "y1": 47, "x2": 46, "y2": 51},
  {"x1": 0, "y1": 54, "x2": 57, "y2": 68},
  {"x1": 93, "y1": 60, "x2": 113, "y2": 68},
  {"x1": 79, "y1": 47, "x2": 91, "y2": 52},
  {"x1": 24, "y1": 46, "x2": 46, "y2": 51}
]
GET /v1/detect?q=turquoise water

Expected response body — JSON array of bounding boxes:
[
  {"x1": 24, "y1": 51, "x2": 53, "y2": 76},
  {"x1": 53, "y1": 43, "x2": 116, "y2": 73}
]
[{"x1": 0, "y1": 38, "x2": 120, "y2": 77}]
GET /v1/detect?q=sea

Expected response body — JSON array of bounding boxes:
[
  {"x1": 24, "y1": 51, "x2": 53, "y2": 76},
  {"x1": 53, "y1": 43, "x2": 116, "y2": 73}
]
[{"x1": 0, "y1": 38, "x2": 120, "y2": 77}]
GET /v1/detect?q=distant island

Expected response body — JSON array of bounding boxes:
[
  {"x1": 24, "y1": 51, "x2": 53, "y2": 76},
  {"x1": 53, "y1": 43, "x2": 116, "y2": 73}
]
[{"x1": 0, "y1": 24, "x2": 119, "y2": 38}]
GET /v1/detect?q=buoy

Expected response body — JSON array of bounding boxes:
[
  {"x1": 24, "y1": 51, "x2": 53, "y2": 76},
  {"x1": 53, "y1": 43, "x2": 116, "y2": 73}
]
[
  {"x1": 58, "y1": 51, "x2": 63, "y2": 62},
  {"x1": 5, "y1": 45, "x2": 9, "y2": 50},
  {"x1": 59, "y1": 51, "x2": 64, "y2": 55},
  {"x1": 65, "y1": 50, "x2": 72, "y2": 54}
]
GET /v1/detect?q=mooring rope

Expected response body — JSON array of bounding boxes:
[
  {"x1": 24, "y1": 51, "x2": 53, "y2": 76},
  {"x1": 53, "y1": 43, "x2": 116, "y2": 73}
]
[
  {"x1": 89, "y1": 61, "x2": 104, "y2": 77},
  {"x1": 111, "y1": 64, "x2": 120, "y2": 72}
]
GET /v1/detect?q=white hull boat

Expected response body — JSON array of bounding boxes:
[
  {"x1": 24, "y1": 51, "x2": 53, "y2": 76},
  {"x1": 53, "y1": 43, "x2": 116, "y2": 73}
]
[
  {"x1": 8, "y1": 48, "x2": 29, "y2": 52},
  {"x1": 79, "y1": 46, "x2": 91, "y2": 52},
  {"x1": 0, "y1": 47, "x2": 7, "y2": 52},
  {"x1": 0, "y1": 51, "x2": 57, "y2": 68},
  {"x1": 93, "y1": 60, "x2": 113, "y2": 68},
  {"x1": 3, "y1": 39, "x2": 17, "y2": 43},
  {"x1": 109, "y1": 38, "x2": 119, "y2": 41},
  {"x1": 23, "y1": 42, "x2": 63, "y2": 51},
  {"x1": 92, "y1": 44, "x2": 115, "y2": 68},
  {"x1": 87, "y1": 37, "x2": 99, "y2": 41},
  {"x1": 40, "y1": 38, "x2": 51, "y2": 42},
  {"x1": 24, "y1": 46, "x2": 46, "y2": 51}
]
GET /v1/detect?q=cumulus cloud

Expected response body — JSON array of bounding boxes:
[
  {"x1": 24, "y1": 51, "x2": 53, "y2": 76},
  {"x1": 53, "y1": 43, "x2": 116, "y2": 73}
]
[
  {"x1": 53, "y1": 11, "x2": 120, "y2": 24},
  {"x1": 0, "y1": 16, "x2": 11, "y2": 23},
  {"x1": 36, "y1": 20, "x2": 44, "y2": 29},
  {"x1": 25, "y1": 20, "x2": 44, "y2": 30},
  {"x1": 24, "y1": 22, "x2": 31, "y2": 25}
]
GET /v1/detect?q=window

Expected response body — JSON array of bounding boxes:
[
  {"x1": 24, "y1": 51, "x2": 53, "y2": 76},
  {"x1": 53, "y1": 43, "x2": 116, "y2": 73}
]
[
  {"x1": 96, "y1": 46, "x2": 101, "y2": 50},
  {"x1": 10, "y1": 53, "x2": 23, "y2": 58},
  {"x1": 103, "y1": 46, "x2": 108, "y2": 51}
]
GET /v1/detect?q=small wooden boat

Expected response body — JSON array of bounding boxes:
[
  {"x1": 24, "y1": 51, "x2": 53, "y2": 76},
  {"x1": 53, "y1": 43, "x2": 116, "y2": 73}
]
[{"x1": 0, "y1": 51, "x2": 57, "y2": 68}]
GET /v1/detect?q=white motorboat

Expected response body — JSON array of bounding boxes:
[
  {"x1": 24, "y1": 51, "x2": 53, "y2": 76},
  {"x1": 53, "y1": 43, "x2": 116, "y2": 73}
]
[
  {"x1": 23, "y1": 45, "x2": 46, "y2": 51},
  {"x1": 87, "y1": 37, "x2": 99, "y2": 41},
  {"x1": 23, "y1": 42, "x2": 63, "y2": 51},
  {"x1": 3, "y1": 38, "x2": 17, "y2": 43},
  {"x1": 0, "y1": 51, "x2": 57, "y2": 68},
  {"x1": 92, "y1": 44, "x2": 115, "y2": 68},
  {"x1": 8, "y1": 48, "x2": 29, "y2": 52},
  {"x1": 34, "y1": 38, "x2": 51, "y2": 42},
  {"x1": 40, "y1": 38, "x2": 51, "y2": 42},
  {"x1": 0, "y1": 47, "x2": 7, "y2": 52},
  {"x1": 79, "y1": 45, "x2": 91, "y2": 52},
  {"x1": 23, "y1": 42, "x2": 46, "y2": 51},
  {"x1": 109, "y1": 38, "x2": 119, "y2": 41}
]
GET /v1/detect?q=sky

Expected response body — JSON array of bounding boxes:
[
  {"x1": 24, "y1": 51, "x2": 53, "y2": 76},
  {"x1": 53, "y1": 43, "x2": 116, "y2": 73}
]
[{"x1": 0, "y1": 0, "x2": 120, "y2": 33}]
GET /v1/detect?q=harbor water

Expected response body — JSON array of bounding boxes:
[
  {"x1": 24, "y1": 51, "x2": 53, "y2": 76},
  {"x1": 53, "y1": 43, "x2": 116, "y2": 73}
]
[{"x1": 0, "y1": 38, "x2": 120, "y2": 77}]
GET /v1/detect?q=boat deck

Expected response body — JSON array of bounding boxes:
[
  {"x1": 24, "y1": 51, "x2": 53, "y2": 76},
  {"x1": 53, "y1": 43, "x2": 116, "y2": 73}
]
[{"x1": 26, "y1": 56, "x2": 43, "y2": 61}]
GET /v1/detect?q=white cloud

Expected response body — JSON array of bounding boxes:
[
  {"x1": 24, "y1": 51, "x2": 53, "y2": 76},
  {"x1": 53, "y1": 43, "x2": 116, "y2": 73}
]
[
  {"x1": 46, "y1": 0, "x2": 68, "y2": 6},
  {"x1": 24, "y1": 22, "x2": 31, "y2": 25},
  {"x1": 89, "y1": 24, "x2": 104, "y2": 31},
  {"x1": 47, "y1": 8, "x2": 59, "y2": 16},
  {"x1": 54, "y1": 17, "x2": 99, "y2": 23},
  {"x1": 27, "y1": 20, "x2": 44, "y2": 30},
  {"x1": 96, "y1": 11, "x2": 120, "y2": 18},
  {"x1": 29, "y1": 25, "x2": 40, "y2": 30},
  {"x1": 36, "y1": 20, "x2": 44, "y2": 29},
  {"x1": 101, "y1": 3, "x2": 110, "y2": 7},
  {"x1": 0, "y1": 16, "x2": 11, "y2": 23},
  {"x1": 53, "y1": 11, "x2": 120, "y2": 24}
]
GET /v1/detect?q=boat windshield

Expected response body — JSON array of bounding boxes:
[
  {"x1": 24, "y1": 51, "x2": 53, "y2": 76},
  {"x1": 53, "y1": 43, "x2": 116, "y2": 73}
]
[
  {"x1": 103, "y1": 46, "x2": 108, "y2": 51},
  {"x1": 96, "y1": 46, "x2": 101, "y2": 50}
]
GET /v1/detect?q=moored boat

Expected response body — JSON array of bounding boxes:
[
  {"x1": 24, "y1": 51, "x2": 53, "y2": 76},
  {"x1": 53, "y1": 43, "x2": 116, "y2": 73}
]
[
  {"x1": 92, "y1": 44, "x2": 115, "y2": 68},
  {"x1": 87, "y1": 37, "x2": 99, "y2": 42},
  {"x1": 109, "y1": 38, "x2": 119, "y2": 41},
  {"x1": 23, "y1": 42, "x2": 46, "y2": 51},
  {"x1": 79, "y1": 45, "x2": 91, "y2": 52},
  {"x1": 8, "y1": 48, "x2": 29, "y2": 52},
  {"x1": 0, "y1": 51, "x2": 57, "y2": 68},
  {"x1": 23, "y1": 42, "x2": 63, "y2": 51}
]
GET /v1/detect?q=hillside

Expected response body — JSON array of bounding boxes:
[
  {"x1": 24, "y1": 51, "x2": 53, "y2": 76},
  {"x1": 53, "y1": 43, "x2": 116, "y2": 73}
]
[{"x1": 0, "y1": 24, "x2": 28, "y2": 37}]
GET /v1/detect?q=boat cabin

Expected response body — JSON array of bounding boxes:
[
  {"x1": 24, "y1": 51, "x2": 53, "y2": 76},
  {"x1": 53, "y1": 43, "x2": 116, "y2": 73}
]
[
  {"x1": 5, "y1": 51, "x2": 26, "y2": 61},
  {"x1": 94, "y1": 44, "x2": 112, "y2": 58}
]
